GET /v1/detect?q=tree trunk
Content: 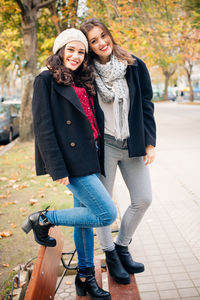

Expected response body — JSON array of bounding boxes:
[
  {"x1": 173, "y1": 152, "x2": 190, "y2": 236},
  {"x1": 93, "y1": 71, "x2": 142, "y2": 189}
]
[
  {"x1": 19, "y1": 6, "x2": 37, "y2": 141},
  {"x1": 164, "y1": 75, "x2": 170, "y2": 101},
  {"x1": 184, "y1": 65, "x2": 194, "y2": 102},
  {"x1": 163, "y1": 67, "x2": 176, "y2": 101}
]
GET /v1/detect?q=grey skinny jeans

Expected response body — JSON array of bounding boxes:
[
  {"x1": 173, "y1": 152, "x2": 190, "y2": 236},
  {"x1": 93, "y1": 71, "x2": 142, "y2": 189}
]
[{"x1": 95, "y1": 134, "x2": 152, "y2": 251}]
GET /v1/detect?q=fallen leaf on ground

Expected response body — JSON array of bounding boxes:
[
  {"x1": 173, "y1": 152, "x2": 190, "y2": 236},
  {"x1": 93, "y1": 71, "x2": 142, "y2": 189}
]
[
  {"x1": 2, "y1": 264, "x2": 10, "y2": 268},
  {"x1": 11, "y1": 223, "x2": 17, "y2": 228},
  {"x1": 0, "y1": 195, "x2": 7, "y2": 199},
  {"x1": 2, "y1": 201, "x2": 18, "y2": 207},
  {"x1": 20, "y1": 207, "x2": 26, "y2": 213},
  {"x1": 30, "y1": 180, "x2": 37, "y2": 184},
  {"x1": 38, "y1": 193, "x2": 45, "y2": 198},
  {"x1": 29, "y1": 198, "x2": 38, "y2": 206},
  {"x1": 65, "y1": 281, "x2": 72, "y2": 285},
  {"x1": 64, "y1": 190, "x2": 73, "y2": 196},
  {"x1": 0, "y1": 177, "x2": 8, "y2": 181},
  {"x1": 0, "y1": 231, "x2": 13, "y2": 238},
  {"x1": 19, "y1": 183, "x2": 28, "y2": 190},
  {"x1": 13, "y1": 184, "x2": 19, "y2": 189}
]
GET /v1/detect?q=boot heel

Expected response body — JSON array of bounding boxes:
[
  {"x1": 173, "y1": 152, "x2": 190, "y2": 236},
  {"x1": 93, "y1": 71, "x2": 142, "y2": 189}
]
[
  {"x1": 21, "y1": 218, "x2": 32, "y2": 234},
  {"x1": 75, "y1": 285, "x2": 86, "y2": 296}
]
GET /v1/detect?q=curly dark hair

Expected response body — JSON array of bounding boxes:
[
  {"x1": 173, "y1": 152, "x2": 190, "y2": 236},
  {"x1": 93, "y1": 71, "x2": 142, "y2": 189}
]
[{"x1": 46, "y1": 45, "x2": 96, "y2": 96}]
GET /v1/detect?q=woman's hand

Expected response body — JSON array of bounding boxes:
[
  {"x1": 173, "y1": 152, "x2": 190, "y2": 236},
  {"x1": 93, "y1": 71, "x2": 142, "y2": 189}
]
[
  {"x1": 144, "y1": 145, "x2": 155, "y2": 166},
  {"x1": 56, "y1": 177, "x2": 70, "y2": 185}
]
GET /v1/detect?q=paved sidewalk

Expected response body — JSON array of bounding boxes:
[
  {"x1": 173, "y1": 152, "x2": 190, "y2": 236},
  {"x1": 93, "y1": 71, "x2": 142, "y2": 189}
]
[
  {"x1": 55, "y1": 102, "x2": 200, "y2": 299},
  {"x1": 115, "y1": 102, "x2": 200, "y2": 300}
]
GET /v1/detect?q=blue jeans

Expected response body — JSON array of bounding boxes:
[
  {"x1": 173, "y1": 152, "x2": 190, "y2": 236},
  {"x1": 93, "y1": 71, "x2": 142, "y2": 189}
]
[{"x1": 45, "y1": 174, "x2": 117, "y2": 269}]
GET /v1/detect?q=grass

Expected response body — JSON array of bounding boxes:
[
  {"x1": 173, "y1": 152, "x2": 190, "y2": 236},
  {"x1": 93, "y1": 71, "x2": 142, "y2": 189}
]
[{"x1": 0, "y1": 140, "x2": 76, "y2": 298}]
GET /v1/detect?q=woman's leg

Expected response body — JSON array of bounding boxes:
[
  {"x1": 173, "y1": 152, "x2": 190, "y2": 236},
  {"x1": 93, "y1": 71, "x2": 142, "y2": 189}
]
[
  {"x1": 95, "y1": 143, "x2": 119, "y2": 251},
  {"x1": 95, "y1": 139, "x2": 130, "y2": 284},
  {"x1": 116, "y1": 155, "x2": 152, "y2": 246},
  {"x1": 45, "y1": 174, "x2": 117, "y2": 228},
  {"x1": 73, "y1": 196, "x2": 94, "y2": 270}
]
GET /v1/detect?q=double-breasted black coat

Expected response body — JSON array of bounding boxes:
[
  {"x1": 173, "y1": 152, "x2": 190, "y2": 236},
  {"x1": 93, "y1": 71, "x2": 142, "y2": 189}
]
[
  {"x1": 32, "y1": 70, "x2": 101, "y2": 181},
  {"x1": 93, "y1": 55, "x2": 156, "y2": 176}
]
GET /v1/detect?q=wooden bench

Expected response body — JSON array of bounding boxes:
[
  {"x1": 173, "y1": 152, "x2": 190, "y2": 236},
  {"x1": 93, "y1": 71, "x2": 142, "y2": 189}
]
[
  {"x1": 24, "y1": 227, "x2": 141, "y2": 300},
  {"x1": 76, "y1": 264, "x2": 141, "y2": 300},
  {"x1": 24, "y1": 226, "x2": 64, "y2": 300}
]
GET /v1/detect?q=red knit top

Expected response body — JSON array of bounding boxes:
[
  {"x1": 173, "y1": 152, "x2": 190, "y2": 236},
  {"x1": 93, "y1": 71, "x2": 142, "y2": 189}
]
[{"x1": 72, "y1": 85, "x2": 99, "y2": 140}]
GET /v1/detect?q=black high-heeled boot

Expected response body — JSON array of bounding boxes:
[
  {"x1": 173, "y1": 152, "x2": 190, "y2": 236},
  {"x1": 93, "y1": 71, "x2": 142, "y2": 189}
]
[
  {"x1": 75, "y1": 267, "x2": 111, "y2": 300},
  {"x1": 115, "y1": 243, "x2": 144, "y2": 274},
  {"x1": 21, "y1": 206, "x2": 56, "y2": 247},
  {"x1": 105, "y1": 249, "x2": 130, "y2": 284}
]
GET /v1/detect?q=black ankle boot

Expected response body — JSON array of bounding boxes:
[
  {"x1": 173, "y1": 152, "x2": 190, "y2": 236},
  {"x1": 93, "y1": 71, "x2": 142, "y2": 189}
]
[
  {"x1": 105, "y1": 249, "x2": 130, "y2": 284},
  {"x1": 75, "y1": 267, "x2": 111, "y2": 299},
  {"x1": 115, "y1": 243, "x2": 144, "y2": 274},
  {"x1": 21, "y1": 206, "x2": 56, "y2": 247}
]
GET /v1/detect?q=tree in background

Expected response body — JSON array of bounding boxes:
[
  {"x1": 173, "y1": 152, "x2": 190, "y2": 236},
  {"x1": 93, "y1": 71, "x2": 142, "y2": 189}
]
[{"x1": 0, "y1": 0, "x2": 82, "y2": 141}]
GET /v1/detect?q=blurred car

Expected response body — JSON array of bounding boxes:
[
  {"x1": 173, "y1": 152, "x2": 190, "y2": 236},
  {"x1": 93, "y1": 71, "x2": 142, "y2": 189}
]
[
  {"x1": 0, "y1": 96, "x2": 21, "y2": 112},
  {"x1": 0, "y1": 103, "x2": 20, "y2": 143}
]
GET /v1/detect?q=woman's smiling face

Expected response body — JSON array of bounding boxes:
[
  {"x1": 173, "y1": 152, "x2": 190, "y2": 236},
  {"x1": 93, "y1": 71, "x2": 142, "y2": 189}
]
[
  {"x1": 63, "y1": 41, "x2": 86, "y2": 71},
  {"x1": 87, "y1": 26, "x2": 113, "y2": 64}
]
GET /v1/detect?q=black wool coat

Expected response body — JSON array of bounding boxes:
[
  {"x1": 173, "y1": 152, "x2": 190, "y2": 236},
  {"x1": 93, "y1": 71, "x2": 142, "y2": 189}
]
[
  {"x1": 32, "y1": 70, "x2": 101, "y2": 181},
  {"x1": 93, "y1": 55, "x2": 156, "y2": 176}
]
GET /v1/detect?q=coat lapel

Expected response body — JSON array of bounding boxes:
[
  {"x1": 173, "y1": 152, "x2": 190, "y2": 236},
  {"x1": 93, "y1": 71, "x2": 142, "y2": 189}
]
[
  {"x1": 125, "y1": 62, "x2": 137, "y2": 117},
  {"x1": 53, "y1": 80, "x2": 86, "y2": 115}
]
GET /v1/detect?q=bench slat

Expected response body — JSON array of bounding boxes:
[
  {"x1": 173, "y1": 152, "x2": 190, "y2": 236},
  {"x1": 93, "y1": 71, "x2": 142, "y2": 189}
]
[
  {"x1": 107, "y1": 272, "x2": 141, "y2": 300},
  {"x1": 24, "y1": 226, "x2": 63, "y2": 300}
]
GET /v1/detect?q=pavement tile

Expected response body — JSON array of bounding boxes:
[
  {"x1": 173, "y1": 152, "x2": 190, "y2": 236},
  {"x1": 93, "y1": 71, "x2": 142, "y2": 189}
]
[
  {"x1": 189, "y1": 272, "x2": 200, "y2": 280},
  {"x1": 153, "y1": 274, "x2": 173, "y2": 283},
  {"x1": 178, "y1": 287, "x2": 199, "y2": 297},
  {"x1": 140, "y1": 291, "x2": 161, "y2": 300},
  {"x1": 150, "y1": 266, "x2": 169, "y2": 275},
  {"x1": 156, "y1": 281, "x2": 176, "y2": 290},
  {"x1": 159, "y1": 289, "x2": 180, "y2": 299},
  {"x1": 185, "y1": 264, "x2": 200, "y2": 272},
  {"x1": 193, "y1": 278, "x2": 200, "y2": 287},
  {"x1": 174, "y1": 279, "x2": 194, "y2": 288},
  {"x1": 171, "y1": 273, "x2": 190, "y2": 281},
  {"x1": 135, "y1": 275, "x2": 155, "y2": 284},
  {"x1": 179, "y1": 298, "x2": 200, "y2": 300},
  {"x1": 167, "y1": 265, "x2": 187, "y2": 273},
  {"x1": 137, "y1": 282, "x2": 157, "y2": 292}
]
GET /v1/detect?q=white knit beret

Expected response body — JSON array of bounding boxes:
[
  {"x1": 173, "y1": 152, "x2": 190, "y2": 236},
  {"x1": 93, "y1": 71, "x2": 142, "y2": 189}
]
[{"x1": 53, "y1": 28, "x2": 88, "y2": 54}]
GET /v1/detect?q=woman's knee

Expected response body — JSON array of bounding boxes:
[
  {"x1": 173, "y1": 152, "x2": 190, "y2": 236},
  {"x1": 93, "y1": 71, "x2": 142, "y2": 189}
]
[
  {"x1": 139, "y1": 194, "x2": 152, "y2": 210},
  {"x1": 101, "y1": 205, "x2": 117, "y2": 226}
]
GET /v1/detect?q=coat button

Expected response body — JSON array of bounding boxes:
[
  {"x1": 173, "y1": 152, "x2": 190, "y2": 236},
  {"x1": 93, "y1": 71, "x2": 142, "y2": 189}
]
[
  {"x1": 70, "y1": 142, "x2": 76, "y2": 147},
  {"x1": 66, "y1": 120, "x2": 72, "y2": 125}
]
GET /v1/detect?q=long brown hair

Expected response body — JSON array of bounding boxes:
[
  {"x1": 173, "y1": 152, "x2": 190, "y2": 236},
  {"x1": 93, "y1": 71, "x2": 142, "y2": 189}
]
[
  {"x1": 80, "y1": 18, "x2": 134, "y2": 65},
  {"x1": 46, "y1": 45, "x2": 95, "y2": 96}
]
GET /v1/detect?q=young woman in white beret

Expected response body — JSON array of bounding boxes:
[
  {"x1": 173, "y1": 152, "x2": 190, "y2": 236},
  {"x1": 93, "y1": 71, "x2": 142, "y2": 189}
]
[
  {"x1": 22, "y1": 28, "x2": 117, "y2": 300},
  {"x1": 80, "y1": 19, "x2": 156, "y2": 285}
]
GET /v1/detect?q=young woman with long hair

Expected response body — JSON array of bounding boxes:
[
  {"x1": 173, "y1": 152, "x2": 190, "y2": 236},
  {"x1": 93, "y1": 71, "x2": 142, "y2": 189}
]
[
  {"x1": 80, "y1": 18, "x2": 156, "y2": 285},
  {"x1": 22, "y1": 28, "x2": 117, "y2": 300}
]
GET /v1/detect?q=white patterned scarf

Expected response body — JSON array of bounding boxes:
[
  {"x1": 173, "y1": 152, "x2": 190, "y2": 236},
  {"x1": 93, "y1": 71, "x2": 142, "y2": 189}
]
[{"x1": 94, "y1": 55, "x2": 130, "y2": 141}]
